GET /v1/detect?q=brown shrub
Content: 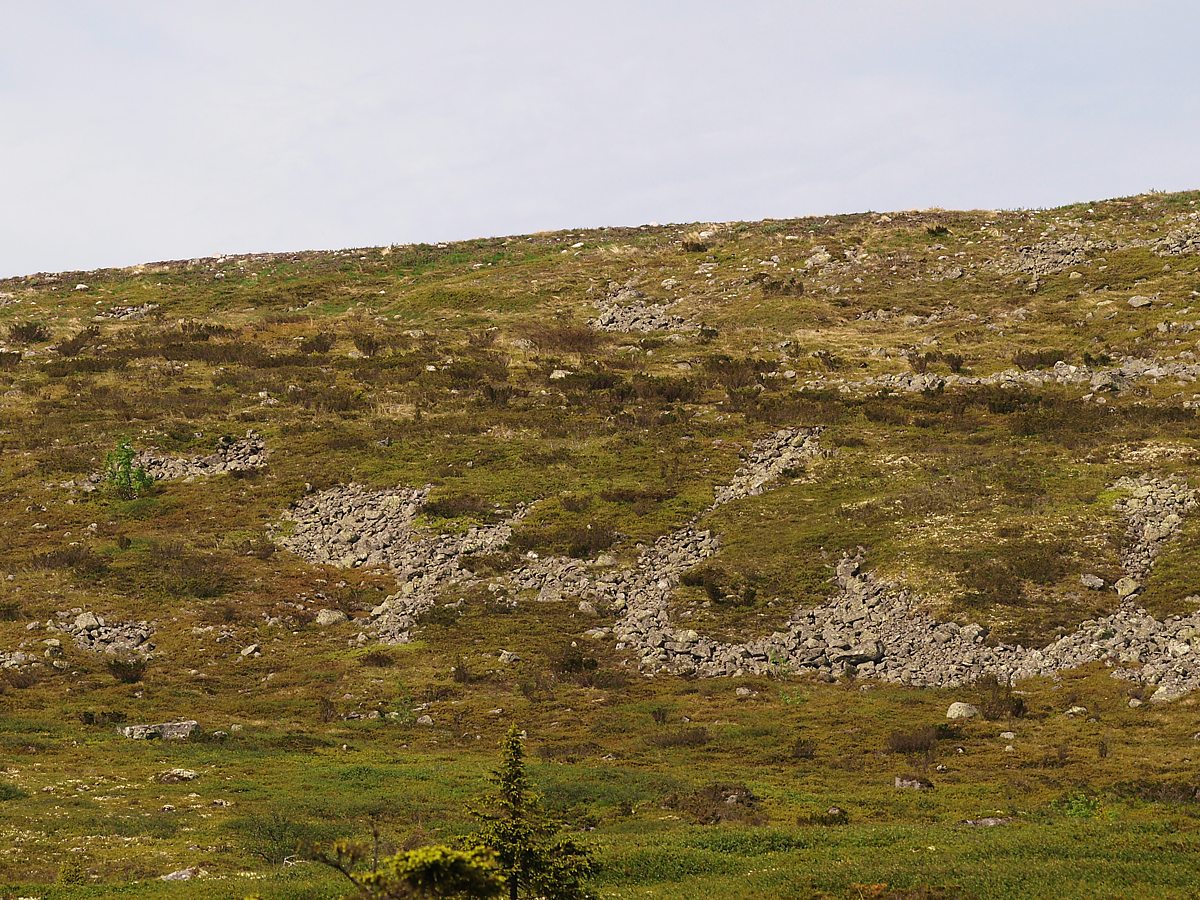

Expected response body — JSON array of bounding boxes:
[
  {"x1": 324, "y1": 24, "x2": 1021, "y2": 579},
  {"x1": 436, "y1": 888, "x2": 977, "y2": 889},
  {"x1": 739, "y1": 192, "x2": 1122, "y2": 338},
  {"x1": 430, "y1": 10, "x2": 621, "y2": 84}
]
[
  {"x1": 106, "y1": 657, "x2": 148, "y2": 684},
  {"x1": 665, "y1": 782, "x2": 765, "y2": 825},
  {"x1": 649, "y1": 727, "x2": 711, "y2": 749},
  {"x1": 977, "y1": 675, "x2": 1027, "y2": 720},
  {"x1": 359, "y1": 649, "x2": 395, "y2": 668},
  {"x1": 524, "y1": 321, "x2": 603, "y2": 354},
  {"x1": 352, "y1": 331, "x2": 382, "y2": 358},
  {"x1": 299, "y1": 331, "x2": 337, "y2": 353},
  {"x1": 53, "y1": 326, "x2": 99, "y2": 357},
  {"x1": 31, "y1": 545, "x2": 109, "y2": 577},
  {"x1": 1012, "y1": 348, "x2": 1069, "y2": 371},
  {"x1": 8, "y1": 321, "x2": 50, "y2": 343},
  {"x1": 886, "y1": 725, "x2": 939, "y2": 756}
]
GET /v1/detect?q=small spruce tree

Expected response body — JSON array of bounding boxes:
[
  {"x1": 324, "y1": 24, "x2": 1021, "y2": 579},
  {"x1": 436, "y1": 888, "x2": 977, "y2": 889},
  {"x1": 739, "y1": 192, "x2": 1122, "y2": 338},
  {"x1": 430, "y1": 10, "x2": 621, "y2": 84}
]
[{"x1": 467, "y1": 725, "x2": 597, "y2": 900}]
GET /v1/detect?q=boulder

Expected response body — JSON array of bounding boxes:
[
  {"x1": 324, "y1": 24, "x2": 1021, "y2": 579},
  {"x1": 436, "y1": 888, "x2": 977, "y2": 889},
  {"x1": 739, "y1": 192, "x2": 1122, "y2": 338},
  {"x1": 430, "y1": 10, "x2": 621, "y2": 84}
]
[
  {"x1": 315, "y1": 609, "x2": 348, "y2": 626},
  {"x1": 946, "y1": 702, "x2": 981, "y2": 720},
  {"x1": 1114, "y1": 577, "x2": 1141, "y2": 599}
]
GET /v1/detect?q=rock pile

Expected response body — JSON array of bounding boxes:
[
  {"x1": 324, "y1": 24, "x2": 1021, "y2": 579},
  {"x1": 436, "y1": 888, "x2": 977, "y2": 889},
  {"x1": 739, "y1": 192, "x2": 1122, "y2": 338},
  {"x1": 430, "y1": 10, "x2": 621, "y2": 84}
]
[
  {"x1": 280, "y1": 484, "x2": 525, "y2": 643},
  {"x1": 607, "y1": 471, "x2": 1200, "y2": 698},
  {"x1": 806, "y1": 356, "x2": 1200, "y2": 397},
  {"x1": 134, "y1": 431, "x2": 267, "y2": 480},
  {"x1": 999, "y1": 234, "x2": 1114, "y2": 277},
  {"x1": 712, "y1": 428, "x2": 827, "y2": 507},
  {"x1": 592, "y1": 281, "x2": 694, "y2": 333},
  {"x1": 49, "y1": 610, "x2": 155, "y2": 656},
  {"x1": 96, "y1": 303, "x2": 158, "y2": 321},
  {"x1": 1112, "y1": 475, "x2": 1196, "y2": 580},
  {"x1": 276, "y1": 423, "x2": 1200, "y2": 700},
  {"x1": 1155, "y1": 219, "x2": 1200, "y2": 256}
]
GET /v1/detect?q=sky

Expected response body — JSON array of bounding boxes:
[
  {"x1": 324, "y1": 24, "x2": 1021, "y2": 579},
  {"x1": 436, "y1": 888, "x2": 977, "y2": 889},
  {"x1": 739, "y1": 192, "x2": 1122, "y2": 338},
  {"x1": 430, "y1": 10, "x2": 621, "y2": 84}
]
[{"x1": 2, "y1": 1, "x2": 1198, "y2": 276}]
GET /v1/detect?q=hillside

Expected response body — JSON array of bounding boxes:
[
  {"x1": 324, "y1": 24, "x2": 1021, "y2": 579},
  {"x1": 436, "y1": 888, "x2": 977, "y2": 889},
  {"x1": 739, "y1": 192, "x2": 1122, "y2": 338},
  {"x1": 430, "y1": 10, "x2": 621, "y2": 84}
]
[{"x1": 2, "y1": 191, "x2": 1200, "y2": 897}]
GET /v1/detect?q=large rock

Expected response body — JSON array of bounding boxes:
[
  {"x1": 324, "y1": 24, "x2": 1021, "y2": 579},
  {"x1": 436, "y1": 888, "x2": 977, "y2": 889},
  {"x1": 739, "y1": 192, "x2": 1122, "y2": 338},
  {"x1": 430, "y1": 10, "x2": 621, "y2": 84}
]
[
  {"x1": 946, "y1": 702, "x2": 981, "y2": 720},
  {"x1": 1115, "y1": 576, "x2": 1141, "y2": 599}
]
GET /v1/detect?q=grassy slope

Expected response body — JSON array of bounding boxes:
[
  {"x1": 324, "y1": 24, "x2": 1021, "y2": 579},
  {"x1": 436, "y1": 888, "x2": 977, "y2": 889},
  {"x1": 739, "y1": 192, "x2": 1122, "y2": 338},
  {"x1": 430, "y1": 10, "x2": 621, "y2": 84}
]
[{"x1": 1, "y1": 191, "x2": 1199, "y2": 897}]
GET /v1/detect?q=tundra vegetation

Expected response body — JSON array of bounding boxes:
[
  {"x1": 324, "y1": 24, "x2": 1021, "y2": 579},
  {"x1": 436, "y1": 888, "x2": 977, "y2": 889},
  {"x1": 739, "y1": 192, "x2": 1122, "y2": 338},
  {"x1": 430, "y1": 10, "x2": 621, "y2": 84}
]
[{"x1": 1, "y1": 191, "x2": 1200, "y2": 897}]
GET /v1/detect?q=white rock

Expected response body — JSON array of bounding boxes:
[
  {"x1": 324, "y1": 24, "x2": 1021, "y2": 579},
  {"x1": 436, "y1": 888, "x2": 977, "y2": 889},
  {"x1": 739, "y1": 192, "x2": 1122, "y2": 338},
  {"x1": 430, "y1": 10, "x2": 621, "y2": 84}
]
[{"x1": 946, "y1": 702, "x2": 980, "y2": 720}]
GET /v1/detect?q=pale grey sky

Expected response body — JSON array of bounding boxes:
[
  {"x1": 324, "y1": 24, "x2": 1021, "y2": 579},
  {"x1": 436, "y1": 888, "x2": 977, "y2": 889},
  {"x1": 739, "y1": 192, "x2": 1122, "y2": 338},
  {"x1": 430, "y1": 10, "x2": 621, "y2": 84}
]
[{"x1": 3, "y1": 1, "x2": 1197, "y2": 276}]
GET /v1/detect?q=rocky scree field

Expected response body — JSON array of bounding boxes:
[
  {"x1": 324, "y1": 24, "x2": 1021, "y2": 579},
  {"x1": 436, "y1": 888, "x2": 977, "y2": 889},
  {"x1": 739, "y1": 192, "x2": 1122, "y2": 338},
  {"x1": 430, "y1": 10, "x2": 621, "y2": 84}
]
[{"x1": 2, "y1": 191, "x2": 1200, "y2": 897}]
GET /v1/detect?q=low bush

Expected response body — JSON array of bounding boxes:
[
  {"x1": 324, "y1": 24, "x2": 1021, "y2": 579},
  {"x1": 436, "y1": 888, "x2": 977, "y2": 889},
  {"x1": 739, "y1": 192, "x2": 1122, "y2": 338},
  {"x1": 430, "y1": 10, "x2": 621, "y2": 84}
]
[
  {"x1": 106, "y1": 657, "x2": 148, "y2": 684},
  {"x1": 523, "y1": 321, "x2": 602, "y2": 354},
  {"x1": 53, "y1": 326, "x2": 99, "y2": 357},
  {"x1": 665, "y1": 782, "x2": 764, "y2": 825},
  {"x1": 1111, "y1": 780, "x2": 1200, "y2": 806},
  {"x1": 649, "y1": 727, "x2": 711, "y2": 749},
  {"x1": 680, "y1": 565, "x2": 756, "y2": 606},
  {"x1": 800, "y1": 805, "x2": 849, "y2": 826},
  {"x1": 1013, "y1": 348, "x2": 1069, "y2": 371},
  {"x1": 749, "y1": 271, "x2": 805, "y2": 296},
  {"x1": 299, "y1": 331, "x2": 337, "y2": 353},
  {"x1": 2, "y1": 669, "x2": 38, "y2": 690},
  {"x1": 479, "y1": 382, "x2": 516, "y2": 406},
  {"x1": 359, "y1": 649, "x2": 395, "y2": 668},
  {"x1": 8, "y1": 320, "x2": 50, "y2": 343},
  {"x1": 318, "y1": 698, "x2": 339, "y2": 723},
  {"x1": 230, "y1": 811, "x2": 330, "y2": 864},
  {"x1": 977, "y1": 675, "x2": 1027, "y2": 719},
  {"x1": 144, "y1": 541, "x2": 231, "y2": 599},
  {"x1": 352, "y1": 332, "x2": 383, "y2": 358},
  {"x1": 31, "y1": 545, "x2": 109, "y2": 577},
  {"x1": 886, "y1": 725, "x2": 939, "y2": 756},
  {"x1": 790, "y1": 737, "x2": 817, "y2": 760},
  {"x1": 552, "y1": 646, "x2": 599, "y2": 677},
  {"x1": 509, "y1": 521, "x2": 617, "y2": 559}
]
